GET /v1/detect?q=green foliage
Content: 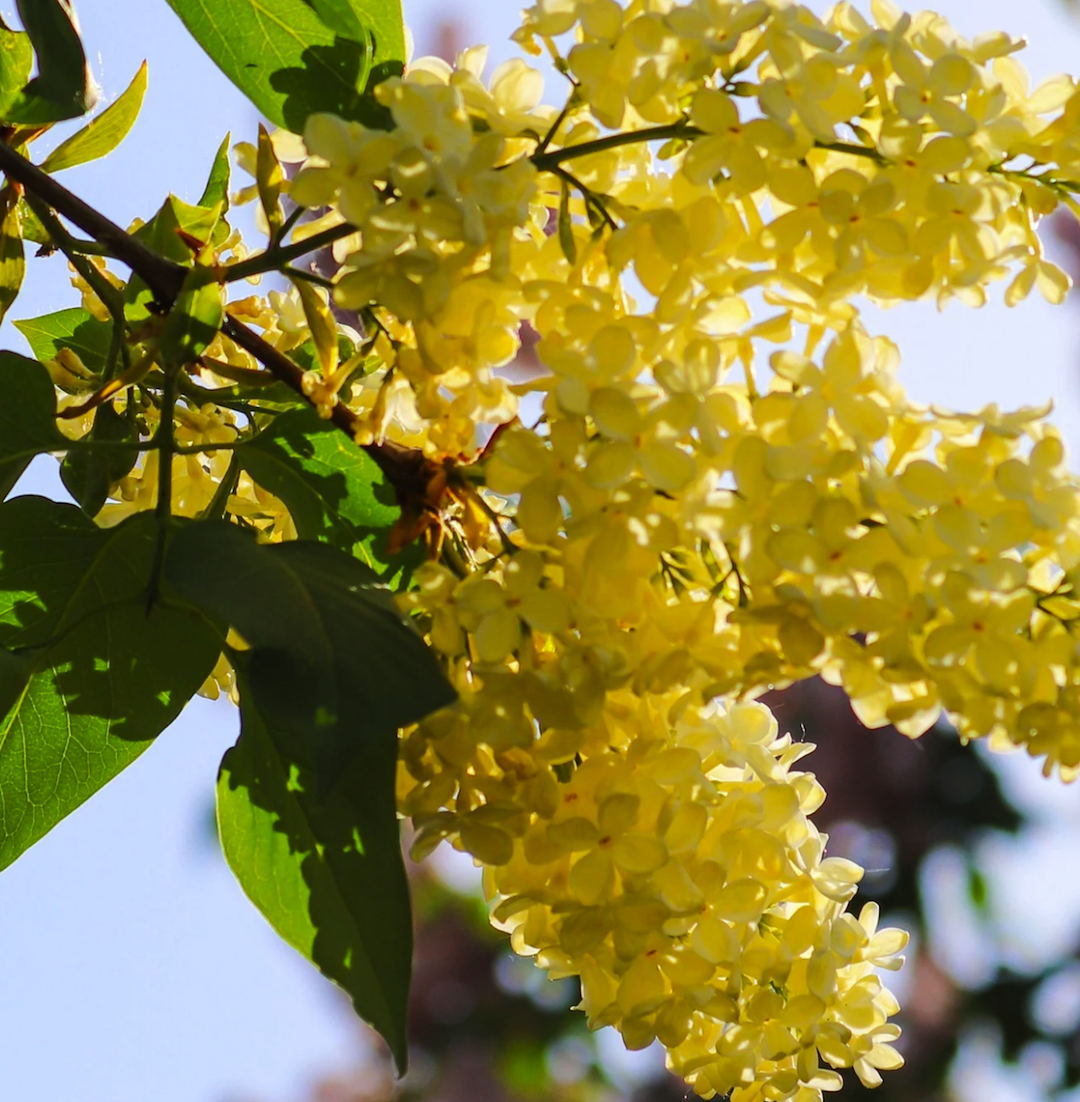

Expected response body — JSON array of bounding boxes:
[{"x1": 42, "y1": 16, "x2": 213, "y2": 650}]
[
  {"x1": 127, "y1": 195, "x2": 222, "y2": 319},
  {"x1": 0, "y1": 189, "x2": 25, "y2": 326},
  {"x1": 0, "y1": 18, "x2": 33, "y2": 121},
  {"x1": 159, "y1": 265, "x2": 225, "y2": 367},
  {"x1": 238, "y1": 406, "x2": 407, "y2": 571},
  {"x1": 0, "y1": 498, "x2": 221, "y2": 870},
  {"x1": 218, "y1": 664, "x2": 413, "y2": 1071},
  {"x1": 163, "y1": 0, "x2": 405, "y2": 133},
  {"x1": 5, "y1": 0, "x2": 92, "y2": 124},
  {"x1": 166, "y1": 523, "x2": 455, "y2": 1061},
  {"x1": 59, "y1": 401, "x2": 139, "y2": 516},
  {"x1": 14, "y1": 308, "x2": 112, "y2": 375},
  {"x1": 39, "y1": 61, "x2": 149, "y2": 174},
  {"x1": 0, "y1": 0, "x2": 440, "y2": 1068},
  {"x1": 0, "y1": 352, "x2": 65, "y2": 499}
]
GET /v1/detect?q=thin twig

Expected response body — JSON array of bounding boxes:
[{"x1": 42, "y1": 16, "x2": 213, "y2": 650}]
[{"x1": 221, "y1": 221, "x2": 358, "y2": 282}]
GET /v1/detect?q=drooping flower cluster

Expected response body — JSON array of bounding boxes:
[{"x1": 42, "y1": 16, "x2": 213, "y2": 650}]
[{"x1": 49, "y1": 0, "x2": 1080, "y2": 1097}]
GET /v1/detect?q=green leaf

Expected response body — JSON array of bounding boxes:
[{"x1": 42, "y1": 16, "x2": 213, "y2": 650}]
[
  {"x1": 256, "y1": 123, "x2": 284, "y2": 235},
  {"x1": 0, "y1": 499, "x2": 222, "y2": 870},
  {"x1": 165, "y1": 523, "x2": 454, "y2": 746},
  {"x1": 39, "y1": 60, "x2": 148, "y2": 174},
  {"x1": 15, "y1": 196, "x2": 48, "y2": 245},
  {"x1": 218, "y1": 657, "x2": 412, "y2": 1070},
  {"x1": 165, "y1": 520, "x2": 452, "y2": 1069},
  {"x1": 60, "y1": 400, "x2": 138, "y2": 516},
  {"x1": 0, "y1": 188, "x2": 25, "y2": 324},
  {"x1": 238, "y1": 406, "x2": 405, "y2": 571},
  {"x1": 199, "y1": 134, "x2": 234, "y2": 248},
  {"x1": 163, "y1": 0, "x2": 404, "y2": 133},
  {"x1": 126, "y1": 196, "x2": 221, "y2": 320},
  {"x1": 0, "y1": 351, "x2": 65, "y2": 499},
  {"x1": 14, "y1": 306, "x2": 112, "y2": 374},
  {"x1": 199, "y1": 134, "x2": 232, "y2": 211},
  {"x1": 6, "y1": 0, "x2": 92, "y2": 124},
  {"x1": 0, "y1": 17, "x2": 33, "y2": 120},
  {"x1": 159, "y1": 264, "x2": 224, "y2": 367},
  {"x1": 290, "y1": 276, "x2": 338, "y2": 377}
]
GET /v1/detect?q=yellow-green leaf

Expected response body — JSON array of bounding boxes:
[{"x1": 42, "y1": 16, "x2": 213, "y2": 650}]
[
  {"x1": 256, "y1": 123, "x2": 284, "y2": 235},
  {"x1": 0, "y1": 188, "x2": 25, "y2": 325},
  {"x1": 40, "y1": 60, "x2": 148, "y2": 174},
  {"x1": 291, "y1": 276, "x2": 338, "y2": 378}
]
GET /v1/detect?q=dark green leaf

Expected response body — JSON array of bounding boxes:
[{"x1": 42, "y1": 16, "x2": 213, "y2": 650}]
[
  {"x1": 159, "y1": 264, "x2": 224, "y2": 367},
  {"x1": 14, "y1": 306, "x2": 112, "y2": 374},
  {"x1": 6, "y1": 0, "x2": 92, "y2": 124},
  {"x1": 237, "y1": 406, "x2": 404, "y2": 571},
  {"x1": 0, "y1": 351, "x2": 65, "y2": 499},
  {"x1": 39, "y1": 60, "x2": 148, "y2": 174},
  {"x1": 0, "y1": 188, "x2": 25, "y2": 324},
  {"x1": 167, "y1": 522, "x2": 451, "y2": 790},
  {"x1": 0, "y1": 17, "x2": 33, "y2": 120},
  {"x1": 0, "y1": 499, "x2": 222, "y2": 870},
  {"x1": 218, "y1": 656, "x2": 412, "y2": 1069},
  {"x1": 165, "y1": 522, "x2": 453, "y2": 742},
  {"x1": 60, "y1": 400, "x2": 138, "y2": 516},
  {"x1": 163, "y1": 0, "x2": 405, "y2": 133},
  {"x1": 167, "y1": 522, "x2": 454, "y2": 1060}
]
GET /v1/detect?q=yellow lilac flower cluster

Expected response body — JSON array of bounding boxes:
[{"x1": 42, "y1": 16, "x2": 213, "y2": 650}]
[
  {"x1": 401, "y1": 684, "x2": 907, "y2": 1098},
  {"x1": 49, "y1": 0, "x2": 1080, "y2": 1095}
]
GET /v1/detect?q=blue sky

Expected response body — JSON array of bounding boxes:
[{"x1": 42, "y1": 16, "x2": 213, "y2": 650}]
[{"x1": 2, "y1": 1, "x2": 1080, "y2": 1100}]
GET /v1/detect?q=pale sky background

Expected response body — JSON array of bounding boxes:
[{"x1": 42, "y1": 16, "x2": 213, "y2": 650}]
[{"x1": 2, "y1": 1, "x2": 1080, "y2": 1100}]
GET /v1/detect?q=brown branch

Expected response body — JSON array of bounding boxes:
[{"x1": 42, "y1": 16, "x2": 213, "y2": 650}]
[
  {"x1": 0, "y1": 139, "x2": 186, "y2": 301},
  {"x1": 0, "y1": 138, "x2": 437, "y2": 503}
]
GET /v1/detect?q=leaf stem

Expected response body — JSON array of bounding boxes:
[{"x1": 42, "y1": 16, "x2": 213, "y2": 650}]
[{"x1": 221, "y1": 221, "x2": 358, "y2": 283}]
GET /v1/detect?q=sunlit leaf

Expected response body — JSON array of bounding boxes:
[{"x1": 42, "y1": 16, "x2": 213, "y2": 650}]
[
  {"x1": 163, "y1": 0, "x2": 404, "y2": 133},
  {"x1": 39, "y1": 60, "x2": 148, "y2": 173},
  {"x1": 0, "y1": 500, "x2": 221, "y2": 870},
  {"x1": 5, "y1": 0, "x2": 92, "y2": 124}
]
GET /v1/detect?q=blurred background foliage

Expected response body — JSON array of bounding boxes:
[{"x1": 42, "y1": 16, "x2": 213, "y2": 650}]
[{"x1": 234, "y1": 13, "x2": 1080, "y2": 1102}]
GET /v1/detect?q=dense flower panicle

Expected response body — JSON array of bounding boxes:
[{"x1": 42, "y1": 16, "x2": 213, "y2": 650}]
[{"x1": 49, "y1": 0, "x2": 1080, "y2": 1095}]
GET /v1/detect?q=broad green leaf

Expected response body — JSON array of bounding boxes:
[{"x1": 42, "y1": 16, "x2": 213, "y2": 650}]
[
  {"x1": 60, "y1": 400, "x2": 138, "y2": 516},
  {"x1": 238, "y1": 406, "x2": 404, "y2": 570},
  {"x1": 0, "y1": 351, "x2": 65, "y2": 499},
  {"x1": 218, "y1": 658, "x2": 412, "y2": 1070},
  {"x1": 0, "y1": 17, "x2": 33, "y2": 120},
  {"x1": 39, "y1": 60, "x2": 148, "y2": 174},
  {"x1": 159, "y1": 264, "x2": 224, "y2": 367},
  {"x1": 0, "y1": 499, "x2": 222, "y2": 870},
  {"x1": 0, "y1": 189, "x2": 24, "y2": 324},
  {"x1": 163, "y1": 0, "x2": 405, "y2": 133},
  {"x1": 6, "y1": 0, "x2": 92, "y2": 124},
  {"x1": 14, "y1": 306, "x2": 112, "y2": 374},
  {"x1": 165, "y1": 523, "x2": 453, "y2": 746},
  {"x1": 166, "y1": 520, "x2": 452, "y2": 1067}
]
